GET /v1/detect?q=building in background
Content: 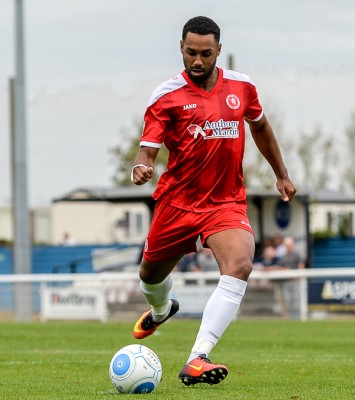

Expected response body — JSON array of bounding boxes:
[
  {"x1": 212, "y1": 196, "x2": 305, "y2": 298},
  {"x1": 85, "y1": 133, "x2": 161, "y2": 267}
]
[
  {"x1": 0, "y1": 206, "x2": 50, "y2": 244},
  {"x1": 51, "y1": 187, "x2": 152, "y2": 245},
  {"x1": 310, "y1": 189, "x2": 355, "y2": 237},
  {"x1": 1, "y1": 186, "x2": 309, "y2": 261}
]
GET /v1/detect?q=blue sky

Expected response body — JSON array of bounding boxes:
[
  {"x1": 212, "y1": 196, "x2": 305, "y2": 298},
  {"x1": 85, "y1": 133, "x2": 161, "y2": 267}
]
[{"x1": 0, "y1": 0, "x2": 354, "y2": 205}]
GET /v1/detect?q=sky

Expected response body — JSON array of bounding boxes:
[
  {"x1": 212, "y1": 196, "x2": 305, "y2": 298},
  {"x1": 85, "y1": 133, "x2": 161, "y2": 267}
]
[{"x1": 0, "y1": 0, "x2": 354, "y2": 206}]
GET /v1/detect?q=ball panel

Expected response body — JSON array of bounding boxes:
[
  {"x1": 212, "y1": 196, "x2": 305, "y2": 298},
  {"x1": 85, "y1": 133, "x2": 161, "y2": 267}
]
[
  {"x1": 111, "y1": 353, "x2": 132, "y2": 376},
  {"x1": 133, "y1": 380, "x2": 156, "y2": 394}
]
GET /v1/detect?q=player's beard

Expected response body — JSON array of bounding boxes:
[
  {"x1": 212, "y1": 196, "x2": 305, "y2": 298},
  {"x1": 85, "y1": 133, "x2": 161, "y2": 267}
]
[{"x1": 184, "y1": 58, "x2": 217, "y2": 84}]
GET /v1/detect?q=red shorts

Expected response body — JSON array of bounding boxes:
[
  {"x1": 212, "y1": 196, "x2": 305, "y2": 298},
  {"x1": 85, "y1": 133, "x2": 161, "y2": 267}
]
[{"x1": 143, "y1": 200, "x2": 254, "y2": 262}]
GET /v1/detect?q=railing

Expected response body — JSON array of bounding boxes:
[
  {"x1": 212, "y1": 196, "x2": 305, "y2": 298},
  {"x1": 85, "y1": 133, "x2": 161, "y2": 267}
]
[{"x1": 0, "y1": 268, "x2": 354, "y2": 321}]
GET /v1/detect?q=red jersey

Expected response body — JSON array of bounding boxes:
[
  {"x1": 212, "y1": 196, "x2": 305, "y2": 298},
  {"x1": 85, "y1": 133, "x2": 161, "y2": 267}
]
[{"x1": 140, "y1": 67, "x2": 263, "y2": 212}]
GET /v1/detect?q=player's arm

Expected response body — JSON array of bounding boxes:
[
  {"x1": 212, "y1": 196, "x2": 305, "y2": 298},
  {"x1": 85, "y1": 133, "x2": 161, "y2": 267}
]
[
  {"x1": 247, "y1": 114, "x2": 297, "y2": 202},
  {"x1": 131, "y1": 146, "x2": 159, "y2": 185}
]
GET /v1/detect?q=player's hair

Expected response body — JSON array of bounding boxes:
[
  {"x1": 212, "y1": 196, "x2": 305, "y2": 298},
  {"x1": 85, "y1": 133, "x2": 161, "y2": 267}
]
[{"x1": 182, "y1": 16, "x2": 220, "y2": 43}]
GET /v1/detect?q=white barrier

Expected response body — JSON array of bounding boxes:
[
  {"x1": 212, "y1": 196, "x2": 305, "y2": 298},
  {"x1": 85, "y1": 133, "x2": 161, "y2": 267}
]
[
  {"x1": 0, "y1": 268, "x2": 354, "y2": 321},
  {"x1": 40, "y1": 285, "x2": 108, "y2": 322}
]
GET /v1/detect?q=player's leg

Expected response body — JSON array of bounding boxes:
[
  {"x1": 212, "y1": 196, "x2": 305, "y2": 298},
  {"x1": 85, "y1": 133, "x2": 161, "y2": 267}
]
[
  {"x1": 133, "y1": 256, "x2": 183, "y2": 339},
  {"x1": 139, "y1": 255, "x2": 182, "y2": 321},
  {"x1": 133, "y1": 201, "x2": 198, "y2": 339},
  {"x1": 179, "y1": 228, "x2": 254, "y2": 385},
  {"x1": 189, "y1": 228, "x2": 254, "y2": 356}
]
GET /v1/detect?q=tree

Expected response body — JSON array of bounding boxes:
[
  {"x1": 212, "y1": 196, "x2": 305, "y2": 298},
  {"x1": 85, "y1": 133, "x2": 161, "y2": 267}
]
[
  {"x1": 296, "y1": 124, "x2": 338, "y2": 194},
  {"x1": 243, "y1": 106, "x2": 295, "y2": 190},
  {"x1": 110, "y1": 109, "x2": 347, "y2": 195},
  {"x1": 344, "y1": 111, "x2": 355, "y2": 194},
  {"x1": 112, "y1": 109, "x2": 296, "y2": 191},
  {"x1": 110, "y1": 118, "x2": 168, "y2": 186}
]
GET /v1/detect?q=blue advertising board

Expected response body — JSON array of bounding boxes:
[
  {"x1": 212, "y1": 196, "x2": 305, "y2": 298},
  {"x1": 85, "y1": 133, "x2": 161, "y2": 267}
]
[{"x1": 308, "y1": 278, "x2": 355, "y2": 312}]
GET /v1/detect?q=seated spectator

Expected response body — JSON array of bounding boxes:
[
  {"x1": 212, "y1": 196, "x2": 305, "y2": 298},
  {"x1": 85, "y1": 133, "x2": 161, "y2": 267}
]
[
  {"x1": 176, "y1": 253, "x2": 198, "y2": 272},
  {"x1": 195, "y1": 248, "x2": 219, "y2": 271},
  {"x1": 261, "y1": 246, "x2": 278, "y2": 268},
  {"x1": 273, "y1": 234, "x2": 287, "y2": 261}
]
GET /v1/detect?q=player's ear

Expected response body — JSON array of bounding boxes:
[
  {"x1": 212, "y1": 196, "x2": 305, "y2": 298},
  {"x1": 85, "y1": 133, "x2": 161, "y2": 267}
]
[
  {"x1": 217, "y1": 43, "x2": 222, "y2": 56},
  {"x1": 180, "y1": 40, "x2": 184, "y2": 53}
]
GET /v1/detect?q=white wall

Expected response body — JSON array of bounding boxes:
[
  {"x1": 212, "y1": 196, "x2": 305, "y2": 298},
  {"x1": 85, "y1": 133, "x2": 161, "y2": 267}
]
[
  {"x1": 0, "y1": 208, "x2": 12, "y2": 241},
  {"x1": 31, "y1": 207, "x2": 51, "y2": 244},
  {"x1": 0, "y1": 207, "x2": 52, "y2": 244},
  {"x1": 310, "y1": 203, "x2": 355, "y2": 234},
  {"x1": 8, "y1": 195, "x2": 355, "y2": 249},
  {"x1": 51, "y1": 201, "x2": 150, "y2": 245}
]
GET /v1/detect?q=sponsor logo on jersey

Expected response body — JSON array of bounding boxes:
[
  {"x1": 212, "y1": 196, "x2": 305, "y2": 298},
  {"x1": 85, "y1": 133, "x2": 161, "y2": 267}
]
[
  {"x1": 226, "y1": 94, "x2": 240, "y2": 110},
  {"x1": 187, "y1": 124, "x2": 207, "y2": 139},
  {"x1": 187, "y1": 119, "x2": 239, "y2": 139}
]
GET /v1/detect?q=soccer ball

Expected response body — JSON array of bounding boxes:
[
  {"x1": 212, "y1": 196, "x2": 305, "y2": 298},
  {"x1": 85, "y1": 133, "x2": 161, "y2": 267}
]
[{"x1": 109, "y1": 344, "x2": 162, "y2": 394}]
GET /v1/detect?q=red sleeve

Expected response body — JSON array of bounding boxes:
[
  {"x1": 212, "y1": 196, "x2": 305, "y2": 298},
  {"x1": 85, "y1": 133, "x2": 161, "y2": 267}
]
[
  {"x1": 244, "y1": 83, "x2": 263, "y2": 121},
  {"x1": 140, "y1": 98, "x2": 171, "y2": 148}
]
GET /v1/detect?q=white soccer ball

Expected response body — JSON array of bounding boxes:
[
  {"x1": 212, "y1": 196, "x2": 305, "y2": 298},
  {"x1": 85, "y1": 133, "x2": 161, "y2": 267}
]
[{"x1": 109, "y1": 344, "x2": 162, "y2": 394}]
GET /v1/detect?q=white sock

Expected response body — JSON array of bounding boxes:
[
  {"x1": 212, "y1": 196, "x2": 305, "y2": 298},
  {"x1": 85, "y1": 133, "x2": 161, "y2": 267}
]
[
  {"x1": 187, "y1": 275, "x2": 247, "y2": 363},
  {"x1": 140, "y1": 275, "x2": 172, "y2": 321}
]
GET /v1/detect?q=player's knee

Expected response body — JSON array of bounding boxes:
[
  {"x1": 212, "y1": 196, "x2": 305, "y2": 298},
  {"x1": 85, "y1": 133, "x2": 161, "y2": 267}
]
[
  {"x1": 225, "y1": 260, "x2": 252, "y2": 280},
  {"x1": 238, "y1": 262, "x2": 253, "y2": 280},
  {"x1": 139, "y1": 262, "x2": 165, "y2": 284},
  {"x1": 139, "y1": 267, "x2": 155, "y2": 284}
]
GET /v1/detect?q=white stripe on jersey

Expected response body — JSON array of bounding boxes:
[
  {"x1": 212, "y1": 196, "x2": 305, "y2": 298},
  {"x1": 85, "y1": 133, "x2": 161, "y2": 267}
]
[
  {"x1": 222, "y1": 69, "x2": 256, "y2": 86},
  {"x1": 223, "y1": 69, "x2": 263, "y2": 121},
  {"x1": 148, "y1": 69, "x2": 256, "y2": 107},
  {"x1": 140, "y1": 140, "x2": 162, "y2": 148},
  {"x1": 148, "y1": 74, "x2": 188, "y2": 107},
  {"x1": 245, "y1": 111, "x2": 264, "y2": 122}
]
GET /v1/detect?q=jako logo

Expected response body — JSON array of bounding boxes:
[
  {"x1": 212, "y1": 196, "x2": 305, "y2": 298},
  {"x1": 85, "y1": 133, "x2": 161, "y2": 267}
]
[{"x1": 183, "y1": 104, "x2": 197, "y2": 110}]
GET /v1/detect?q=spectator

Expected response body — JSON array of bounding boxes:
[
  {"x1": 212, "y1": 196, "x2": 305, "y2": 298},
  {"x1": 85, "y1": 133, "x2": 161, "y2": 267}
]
[
  {"x1": 273, "y1": 234, "x2": 287, "y2": 261},
  {"x1": 278, "y1": 237, "x2": 304, "y2": 271},
  {"x1": 196, "y1": 248, "x2": 219, "y2": 271},
  {"x1": 261, "y1": 246, "x2": 278, "y2": 268},
  {"x1": 60, "y1": 232, "x2": 76, "y2": 246},
  {"x1": 277, "y1": 237, "x2": 304, "y2": 318},
  {"x1": 177, "y1": 253, "x2": 198, "y2": 272}
]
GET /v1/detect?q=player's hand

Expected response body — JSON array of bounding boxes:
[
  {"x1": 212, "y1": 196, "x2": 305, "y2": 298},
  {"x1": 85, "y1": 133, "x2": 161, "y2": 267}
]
[
  {"x1": 276, "y1": 178, "x2": 297, "y2": 202},
  {"x1": 131, "y1": 164, "x2": 154, "y2": 185}
]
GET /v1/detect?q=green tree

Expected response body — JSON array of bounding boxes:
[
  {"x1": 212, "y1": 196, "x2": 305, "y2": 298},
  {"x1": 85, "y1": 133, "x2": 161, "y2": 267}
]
[{"x1": 110, "y1": 118, "x2": 168, "y2": 186}]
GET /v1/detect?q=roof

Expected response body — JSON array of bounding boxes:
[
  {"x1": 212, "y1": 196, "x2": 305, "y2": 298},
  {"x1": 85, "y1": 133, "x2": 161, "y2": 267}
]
[
  {"x1": 53, "y1": 185, "x2": 155, "y2": 202},
  {"x1": 311, "y1": 189, "x2": 355, "y2": 204},
  {"x1": 53, "y1": 185, "x2": 309, "y2": 203}
]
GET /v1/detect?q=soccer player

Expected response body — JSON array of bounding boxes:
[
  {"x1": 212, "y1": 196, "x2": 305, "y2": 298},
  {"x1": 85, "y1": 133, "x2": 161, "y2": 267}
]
[{"x1": 131, "y1": 16, "x2": 297, "y2": 386}]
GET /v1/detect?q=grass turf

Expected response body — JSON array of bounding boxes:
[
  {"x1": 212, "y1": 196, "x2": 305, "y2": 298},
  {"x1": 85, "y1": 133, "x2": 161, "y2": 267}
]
[{"x1": 0, "y1": 319, "x2": 354, "y2": 399}]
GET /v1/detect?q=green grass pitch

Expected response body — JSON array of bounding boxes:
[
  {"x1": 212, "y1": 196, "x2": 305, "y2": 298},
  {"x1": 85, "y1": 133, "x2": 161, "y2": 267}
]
[{"x1": 0, "y1": 319, "x2": 354, "y2": 399}]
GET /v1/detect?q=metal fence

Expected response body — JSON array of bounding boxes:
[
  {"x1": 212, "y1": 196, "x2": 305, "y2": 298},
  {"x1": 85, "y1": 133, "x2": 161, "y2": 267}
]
[{"x1": 0, "y1": 268, "x2": 354, "y2": 322}]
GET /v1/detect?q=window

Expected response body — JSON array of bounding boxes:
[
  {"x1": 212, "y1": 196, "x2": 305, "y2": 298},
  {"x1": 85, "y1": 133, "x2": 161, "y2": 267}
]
[{"x1": 327, "y1": 211, "x2": 353, "y2": 236}]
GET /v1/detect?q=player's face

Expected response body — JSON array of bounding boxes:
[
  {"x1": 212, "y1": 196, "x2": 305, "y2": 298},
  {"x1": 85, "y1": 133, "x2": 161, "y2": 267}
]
[{"x1": 180, "y1": 32, "x2": 221, "y2": 84}]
